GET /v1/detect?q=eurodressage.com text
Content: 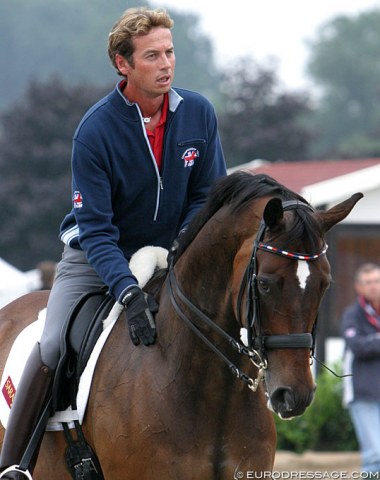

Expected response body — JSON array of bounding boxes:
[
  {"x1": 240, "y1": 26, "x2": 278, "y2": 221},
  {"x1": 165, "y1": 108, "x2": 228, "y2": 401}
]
[{"x1": 234, "y1": 472, "x2": 380, "y2": 479}]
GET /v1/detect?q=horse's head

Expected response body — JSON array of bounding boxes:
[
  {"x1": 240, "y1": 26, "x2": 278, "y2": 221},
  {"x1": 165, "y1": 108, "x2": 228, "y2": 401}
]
[
  {"x1": 235, "y1": 192, "x2": 363, "y2": 419},
  {"x1": 168, "y1": 171, "x2": 362, "y2": 422}
]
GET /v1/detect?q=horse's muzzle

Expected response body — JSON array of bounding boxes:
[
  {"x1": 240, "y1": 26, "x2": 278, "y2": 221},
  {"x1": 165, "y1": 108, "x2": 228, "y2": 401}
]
[{"x1": 267, "y1": 385, "x2": 316, "y2": 419}]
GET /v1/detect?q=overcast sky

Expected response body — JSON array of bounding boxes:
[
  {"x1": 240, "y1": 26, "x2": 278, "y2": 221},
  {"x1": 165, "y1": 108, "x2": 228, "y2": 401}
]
[{"x1": 152, "y1": 0, "x2": 380, "y2": 89}]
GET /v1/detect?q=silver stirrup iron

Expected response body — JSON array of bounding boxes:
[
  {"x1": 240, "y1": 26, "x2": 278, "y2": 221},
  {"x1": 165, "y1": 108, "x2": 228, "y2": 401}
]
[{"x1": 0, "y1": 465, "x2": 33, "y2": 480}]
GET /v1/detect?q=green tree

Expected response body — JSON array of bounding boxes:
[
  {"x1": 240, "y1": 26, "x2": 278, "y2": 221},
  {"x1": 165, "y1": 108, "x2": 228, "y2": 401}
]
[
  {"x1": 307, "y1": 9, "x2": 380, "y2": 158},
  {"x1": 0, "y1": 0, "x2": 221, "y2": 108},
  {"x1": 0, "y1": 78, "x2": 107, "y2": 270},
  {"x1": 168, "y1": 10, "x2": 220, "y2": 103},
  {"x1": 218, "y1": 58, "x2": 313, "y2": 167}
]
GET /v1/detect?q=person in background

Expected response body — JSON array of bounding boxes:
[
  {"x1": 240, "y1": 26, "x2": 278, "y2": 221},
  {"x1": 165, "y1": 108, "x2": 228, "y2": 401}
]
[
  {"x1": 0, "y1": 7, "x2": 226, "y2": 479},
  {"x1": 341, "y1": 262, "x2": 380, "y2": 476}
]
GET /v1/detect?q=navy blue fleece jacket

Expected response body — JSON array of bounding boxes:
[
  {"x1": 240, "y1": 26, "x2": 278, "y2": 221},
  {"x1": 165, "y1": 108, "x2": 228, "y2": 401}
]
[
  {"x1": 341, "y1": 300, "x2": 380, "y2": 403},
  {"x1": 60, "y1": 83, "x2": 226, "y2": 302}
]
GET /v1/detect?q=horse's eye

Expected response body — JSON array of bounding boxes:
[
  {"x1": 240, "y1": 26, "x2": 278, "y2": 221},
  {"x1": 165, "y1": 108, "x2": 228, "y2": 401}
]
[{"x1": 258, "y1": 279, "x2": 270, "y2": 293}]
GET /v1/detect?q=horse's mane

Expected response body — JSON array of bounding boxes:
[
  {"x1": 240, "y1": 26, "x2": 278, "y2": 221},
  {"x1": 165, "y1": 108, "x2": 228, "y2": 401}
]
[
  {"x1": 174, "y1": 171, "x2": 323, "y2": 263},
  {"x1": 145, "y1": 171, "x2": 324, "y2": 297}
]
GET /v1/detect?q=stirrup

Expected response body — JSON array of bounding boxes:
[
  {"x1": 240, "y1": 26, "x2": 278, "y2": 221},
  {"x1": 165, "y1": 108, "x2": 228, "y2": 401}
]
[{"x1": 0, "y1": 465, "x2": 33, "y2": 479}]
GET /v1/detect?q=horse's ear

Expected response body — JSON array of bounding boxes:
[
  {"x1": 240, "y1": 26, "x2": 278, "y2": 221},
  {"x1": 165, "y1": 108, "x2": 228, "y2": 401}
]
[
  {"x1": 263, "y1": 198, "x2": 284, "y2": 229},
  {"x1": 318, "y1": 192, "x2": 363, "y2": 232}
]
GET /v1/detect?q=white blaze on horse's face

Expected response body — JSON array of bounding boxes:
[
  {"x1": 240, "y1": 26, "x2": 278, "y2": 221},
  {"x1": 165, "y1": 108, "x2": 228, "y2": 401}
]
[{"x1": 296, "y1": 260, "x2": 310, "y2": 291}]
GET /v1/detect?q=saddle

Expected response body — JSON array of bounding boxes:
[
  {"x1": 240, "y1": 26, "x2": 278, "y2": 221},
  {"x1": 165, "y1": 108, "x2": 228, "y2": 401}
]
[{"x1": 53, "y1": 288, "x2": 115, "y2": 412}]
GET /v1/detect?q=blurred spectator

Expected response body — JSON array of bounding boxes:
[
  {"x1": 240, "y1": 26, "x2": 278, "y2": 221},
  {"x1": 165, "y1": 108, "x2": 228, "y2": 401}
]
[{"x1": 341, "y1": 263, "x2": 380, "y2": 475}]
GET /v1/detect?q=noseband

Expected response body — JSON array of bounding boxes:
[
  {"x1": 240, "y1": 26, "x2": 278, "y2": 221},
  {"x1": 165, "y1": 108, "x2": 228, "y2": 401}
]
[{"x1": 168, "y1": 200, "x2": 327, "y2": 392}]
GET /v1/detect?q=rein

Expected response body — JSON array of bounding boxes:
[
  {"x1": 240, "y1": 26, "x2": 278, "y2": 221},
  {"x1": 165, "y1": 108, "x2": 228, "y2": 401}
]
[
  {"x1": 168, "y1": 269, "x2": 265, "y2": 392},
  {"x1": 168, "y1": 200, "x2": 328, "y2": 392}
]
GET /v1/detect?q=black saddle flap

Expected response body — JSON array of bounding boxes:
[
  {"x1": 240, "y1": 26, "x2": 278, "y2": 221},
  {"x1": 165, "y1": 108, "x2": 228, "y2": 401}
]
[
  {"x1": 69, "y1": 292, "x2": 113, "y2": 360},
  {"x1": 53, "y1": 288, "x2": 115, "y2": 411}
]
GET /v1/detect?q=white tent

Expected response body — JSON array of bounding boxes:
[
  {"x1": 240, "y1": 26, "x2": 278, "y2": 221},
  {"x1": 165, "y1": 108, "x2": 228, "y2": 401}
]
[{"x1": 0, "y1": 258, "x2": 40, "y2": 309}]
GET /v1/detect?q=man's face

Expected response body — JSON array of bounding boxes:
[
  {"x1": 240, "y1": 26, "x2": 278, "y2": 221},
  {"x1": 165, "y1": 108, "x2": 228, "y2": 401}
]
[
  {"x1": 355, "y1": 269, "x2": 380, "y2": 304},
  {"x1": 116, "y1": 27, "x2": 175, "y2": 98}
]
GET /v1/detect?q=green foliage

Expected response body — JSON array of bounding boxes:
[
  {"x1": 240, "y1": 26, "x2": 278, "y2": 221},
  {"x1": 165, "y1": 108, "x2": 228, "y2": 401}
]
[
  {"x1": 307, "y1": 9, "x2": 380, "y2": 158},
  {"x1": 168, "y1": 10, "x2": 221, "y2": 104},
  {"x1": 218, "y1": 57, "x2": 313, "y2": 167},
  {"x1": 0, "y1": 77, "x2": 108, "y2": 269},
  {"x1": 274, "y1": 365, "x2": 358, "y2": 452}
]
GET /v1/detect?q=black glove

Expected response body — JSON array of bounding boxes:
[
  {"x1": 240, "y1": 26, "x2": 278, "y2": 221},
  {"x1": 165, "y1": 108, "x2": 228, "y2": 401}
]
[{"x1": 122, "y1": 287, "x2": 158, "y2": 346}]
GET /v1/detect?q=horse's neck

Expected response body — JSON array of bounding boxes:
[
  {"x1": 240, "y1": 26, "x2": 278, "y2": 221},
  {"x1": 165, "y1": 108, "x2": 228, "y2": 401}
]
[
  {"x1": 171, "y1": 207, "x2": 257, "y2": 325},
  {"x1": 155, "y1": 207, "x2": 261, "y2": 394},
  {"x1": 154, "y1": 276, "x2": 252, "y2": 441},
  {"x1": 159, "y1": 238, "x2": 240, "y2": 378},
  {"x1": 156, "y1": 292, "x2": 244, "y2": 398}
]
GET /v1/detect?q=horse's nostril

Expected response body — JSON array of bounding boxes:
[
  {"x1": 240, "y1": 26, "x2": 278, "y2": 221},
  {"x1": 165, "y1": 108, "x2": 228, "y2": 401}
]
[
  {"x1": 283, "y1": 388, "x2": 296, "y2": 411},
  {"x1": 271, "y1": 387, "x2": 295, "y2": 412},
  {"x1": 269, "y1": 386, "x2": 315, "y2": 419}
]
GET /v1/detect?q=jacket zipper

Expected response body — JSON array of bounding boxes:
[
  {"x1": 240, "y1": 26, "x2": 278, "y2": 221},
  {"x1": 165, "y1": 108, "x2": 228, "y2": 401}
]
[
  {"x1": 139, "y1": 116, "x2": 162, "y2": 221},
  {"x1": 144, "y1": 108, "x2": 175, "y2": 221}
]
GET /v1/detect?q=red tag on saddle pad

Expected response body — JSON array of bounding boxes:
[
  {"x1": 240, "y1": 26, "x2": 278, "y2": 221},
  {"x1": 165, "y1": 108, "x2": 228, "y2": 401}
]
[{"x1": 2, "y1": 376, "x2": 16, "y2": 409}]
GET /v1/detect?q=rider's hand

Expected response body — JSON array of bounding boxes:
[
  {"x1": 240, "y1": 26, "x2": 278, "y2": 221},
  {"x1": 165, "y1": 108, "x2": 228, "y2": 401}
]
[{"x1": 122, "y1": 286, "x2": 158, "y2": 346}]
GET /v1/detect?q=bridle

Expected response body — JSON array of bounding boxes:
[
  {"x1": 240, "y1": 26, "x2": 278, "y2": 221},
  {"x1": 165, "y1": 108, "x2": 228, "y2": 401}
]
[
  {"x1": 168, "y1": 200, "x2": 328, "y2": 392},
  {"x1": 240, "y1": 200, "x2": 327, "y2": 353}
]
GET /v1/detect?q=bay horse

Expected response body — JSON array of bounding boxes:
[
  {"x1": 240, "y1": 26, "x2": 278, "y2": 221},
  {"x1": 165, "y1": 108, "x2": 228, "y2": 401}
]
[{"x1": 0, "y1": 172, "x2": 362, "y2": 479}]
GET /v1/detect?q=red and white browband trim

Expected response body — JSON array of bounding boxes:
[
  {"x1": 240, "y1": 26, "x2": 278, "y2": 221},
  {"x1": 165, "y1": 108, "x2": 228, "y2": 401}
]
[{"x1": 257, "y1": 242, "x2": 328, "y2": 261}]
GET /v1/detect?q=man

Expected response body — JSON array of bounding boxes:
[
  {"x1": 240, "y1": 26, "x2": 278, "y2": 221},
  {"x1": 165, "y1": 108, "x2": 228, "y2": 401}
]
[
  {"x1": 0, "y1": 7, "x2": 226, "y2": 478},
  {"x1": 342, "y1": 263, "x2": 380, "y2": 475}
]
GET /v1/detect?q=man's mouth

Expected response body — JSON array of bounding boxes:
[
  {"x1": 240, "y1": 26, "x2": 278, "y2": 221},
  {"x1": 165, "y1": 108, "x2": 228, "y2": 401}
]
[{"x1": 157, "y1": 75, "x2": 171, "y2": 84}]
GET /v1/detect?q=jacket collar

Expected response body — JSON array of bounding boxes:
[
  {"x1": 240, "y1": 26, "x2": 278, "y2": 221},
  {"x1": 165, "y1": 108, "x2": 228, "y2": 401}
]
[{"x1": 114, "y1": 81, "x2": 183, "y2": 115}]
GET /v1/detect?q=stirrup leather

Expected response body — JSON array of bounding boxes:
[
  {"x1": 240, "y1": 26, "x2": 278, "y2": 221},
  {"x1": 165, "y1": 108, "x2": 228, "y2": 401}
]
[{"x1": 0, "y1": 465, "x2": 33, "y2": 479}]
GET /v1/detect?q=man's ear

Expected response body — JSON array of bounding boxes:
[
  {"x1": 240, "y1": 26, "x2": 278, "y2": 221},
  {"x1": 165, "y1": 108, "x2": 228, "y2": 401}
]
[{"x1": 115, "y1": 54, "x2": 131, "y2": 76}]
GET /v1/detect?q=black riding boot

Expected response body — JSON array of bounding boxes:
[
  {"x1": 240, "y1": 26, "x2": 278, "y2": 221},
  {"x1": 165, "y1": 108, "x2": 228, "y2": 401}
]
[{"x1": 0, "y1": 343, "x2": 53, "y2": 479}]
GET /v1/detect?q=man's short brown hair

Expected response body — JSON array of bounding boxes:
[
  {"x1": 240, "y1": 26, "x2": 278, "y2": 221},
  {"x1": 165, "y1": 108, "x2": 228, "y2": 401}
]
[
  {"x1": 108, "y1": 7, "x2": 174, "y2": 74},
  {"x1": 354, "y1": 263, "x2": 380, "y2": 283}
]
